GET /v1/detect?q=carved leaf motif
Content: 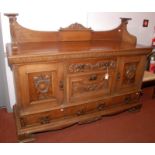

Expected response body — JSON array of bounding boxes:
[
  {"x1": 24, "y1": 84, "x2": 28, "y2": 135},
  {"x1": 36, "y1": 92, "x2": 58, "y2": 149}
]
[
  {"x1": 123, "y1": 63, "x2": 137, "y2": 84},
  {"x1": 68, "y1": 61, "x2": 116, "y2": 73},
  {"x1": 33, "y1": 74, "x2": 51, "y2": 100},
  {"x1": 60, "y1": 23, "x2": 91, "y2": 31}
]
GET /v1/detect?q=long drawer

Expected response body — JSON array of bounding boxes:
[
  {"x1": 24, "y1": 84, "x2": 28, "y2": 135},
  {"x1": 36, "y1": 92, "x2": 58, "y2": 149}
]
[{"x1": 20, "y1": 91, "x2": 141, "y2": 128}]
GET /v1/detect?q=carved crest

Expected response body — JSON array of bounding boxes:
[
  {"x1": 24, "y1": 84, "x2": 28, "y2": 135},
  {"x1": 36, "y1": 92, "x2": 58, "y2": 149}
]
[{"x1": 60, "y1": 23, "x2": 91, "y2": 31}]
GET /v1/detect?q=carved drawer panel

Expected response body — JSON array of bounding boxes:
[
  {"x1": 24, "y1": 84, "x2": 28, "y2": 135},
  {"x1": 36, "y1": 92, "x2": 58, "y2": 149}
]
[
  {"x1": 67, "y1": 71, "x2": 114, "y2": 103},
  {"x1": 123, "y1": 91, "x2": 141, "y2": 105},
  {"x1": 85, "y1": 91, "x2": 141, "y2": 113},
  {"x1": 67, "y1": 58, "x2": 116, "y2": 74},
  {"x1": 85, "y1": 99, "x2": 109, "y2": 113},
  {"x1": 20, "y1": 104, "x2": 86, "y2": 127},
  {"x1": 64, "y1": 104, "x2": 86, "y2": 117},
  {"x1": 20, "y1": 108, "x2": 65, "y2": 127}
]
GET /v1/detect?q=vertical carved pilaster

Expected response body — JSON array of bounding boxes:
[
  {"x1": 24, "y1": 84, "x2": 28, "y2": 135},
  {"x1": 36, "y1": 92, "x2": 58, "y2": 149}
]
[{"x1": 4, "y1": 13, "x2": 19, "y2": 51}]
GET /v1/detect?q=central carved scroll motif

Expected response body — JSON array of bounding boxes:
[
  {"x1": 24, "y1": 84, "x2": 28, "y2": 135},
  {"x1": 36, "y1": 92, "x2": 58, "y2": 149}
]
[
  {"x1": 72, "y1": 82, "x2": 108, "y2": 95},
  {"x1": 68, "y1": 61, "x2": 116, "y2": 73}
]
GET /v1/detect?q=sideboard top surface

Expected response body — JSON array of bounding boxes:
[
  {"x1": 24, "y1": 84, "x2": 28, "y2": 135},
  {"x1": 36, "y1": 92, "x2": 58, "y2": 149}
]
[{"x1": 6, "y1": 40, "x2": 151, "y2": 56}]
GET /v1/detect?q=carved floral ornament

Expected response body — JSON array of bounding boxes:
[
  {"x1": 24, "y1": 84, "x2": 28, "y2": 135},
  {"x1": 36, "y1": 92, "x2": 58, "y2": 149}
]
[
  {"x1": 68, "y1": 61, "x2": 116, "y2": 73},
  {"x1": 125, "y1": 64, "x2": 137, "y2": 80},
  {"x1": 123, "y1": 63, "x2": 137, "y2": 84},
  {"x1": 60, "y1": 23, "x2": 91, "y2": 31},
  {"x1": 33, "y1": 74, "x2": 51, "y2": 99}
]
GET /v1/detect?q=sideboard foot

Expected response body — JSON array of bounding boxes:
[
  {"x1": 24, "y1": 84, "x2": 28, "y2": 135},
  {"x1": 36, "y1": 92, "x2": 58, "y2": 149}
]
[
  {"x1": 128, "y1": 104, "x2": 142, "y2": 113},
  {"x1": 18, "y1": 133, "x2": 35, "y2": 143}
]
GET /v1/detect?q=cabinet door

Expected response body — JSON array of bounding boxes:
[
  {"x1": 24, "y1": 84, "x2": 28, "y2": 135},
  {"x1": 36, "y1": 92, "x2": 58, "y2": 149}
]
[
  {"x1": 15, "y1": 62, "x2": 64, "y2": 109},
  {"x1": 66, "y1": 71, "x2": 114, "y2": 103},
  {"x1": 115, "y1": 55, "x2": 146, "y2": 93}
]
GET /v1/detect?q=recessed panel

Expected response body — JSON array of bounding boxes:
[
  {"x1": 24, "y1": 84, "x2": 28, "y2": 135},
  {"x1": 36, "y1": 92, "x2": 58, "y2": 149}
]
[{"x1": 28, "y1": 71, "x2": 56, "y2": 102}]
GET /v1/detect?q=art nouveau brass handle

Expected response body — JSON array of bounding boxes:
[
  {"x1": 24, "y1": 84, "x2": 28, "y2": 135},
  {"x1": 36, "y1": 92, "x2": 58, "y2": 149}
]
[
  {"x1": 40, "y1": 116, "x2": 50, "y2": 124},
  {"x1": 124, "y1": 96, "x2": 131, "y2": 104},
  {"x1": 97, "y1": 103, "x2": 106, "y2": 111},
  {"x1": 59, "y1": 80, "x2": 64, "y2": 90},
  {"x1": 76, "y1": 110, "x2": 85, "y2": 116},
  {"x1": 89, "y1": 74, "x2": 97, "y2": 81}
]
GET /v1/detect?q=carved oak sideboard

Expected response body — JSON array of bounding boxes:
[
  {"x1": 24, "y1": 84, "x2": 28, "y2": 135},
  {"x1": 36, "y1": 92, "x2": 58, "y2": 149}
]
[{"x1": 5, "y1": 14, "x2": 152, "y2": 142}]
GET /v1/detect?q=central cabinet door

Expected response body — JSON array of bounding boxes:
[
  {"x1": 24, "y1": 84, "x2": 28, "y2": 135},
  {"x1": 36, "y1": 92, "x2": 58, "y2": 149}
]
[
  {"x1": 16, "y1": 62, "x2": 64, "y2": 110},
  {"x1": 66, "y1": 58, "x2": 116, "y2": 104},
  {"x1": 67, "y1": 71, "x2": 113, "y2": 103}
]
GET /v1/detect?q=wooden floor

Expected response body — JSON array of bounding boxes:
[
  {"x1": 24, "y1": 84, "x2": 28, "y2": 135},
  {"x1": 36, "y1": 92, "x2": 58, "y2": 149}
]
[{"x1": 0, "y1": 87, "x2": 155, "y2": 143}]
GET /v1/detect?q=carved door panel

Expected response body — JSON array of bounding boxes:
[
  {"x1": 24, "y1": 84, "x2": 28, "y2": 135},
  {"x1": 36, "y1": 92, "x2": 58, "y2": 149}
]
[
  {"x1": 15, "y1": 63, "x2": 64, "y2": 109},
  {"x1": 115, "y1": 55, "x2": 146, "y2": 93},
  {"x1": 66, "y1": 71, "x2": 114, "y2": 103}
]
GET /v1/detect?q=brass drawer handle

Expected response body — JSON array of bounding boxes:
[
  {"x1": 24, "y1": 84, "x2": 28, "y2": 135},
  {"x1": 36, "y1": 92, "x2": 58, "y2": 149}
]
[
  {"x1": 89, "y1": 74, "x2": 97, "y2": 81},
  {"x1": 134, "y1": 92, "x2": 142, "y2": 100},
  {"x1": 97, "y1": 103, "x2": 106, "y2": 111},
  {"x1": 124, "y1": 96, "x2": 131, "y2": 104},
  {"x1": 76, "y1": 110, "x2": 85, "y2": 116},
  {"x1": 40, "y1": 116, "x2": 50, "y2": 124}
]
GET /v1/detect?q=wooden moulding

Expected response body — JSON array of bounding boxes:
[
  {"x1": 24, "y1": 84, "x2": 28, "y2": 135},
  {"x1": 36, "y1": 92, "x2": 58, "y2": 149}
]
[{"x1": 4, "y1": 14, "x2": 137, "y2": 51}]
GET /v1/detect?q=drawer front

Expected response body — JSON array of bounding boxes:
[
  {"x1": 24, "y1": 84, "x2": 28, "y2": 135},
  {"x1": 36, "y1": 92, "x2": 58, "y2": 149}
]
[
  {"x1": 85, "y1": 91, "x2": 141, "y2": 113},
  {"x1": 67, "y1": 58, "x2": 116, "y2": 74},
  {"x1": 67, "y1": 71, "x2": 114, "y2": 103},
  {"x1": 20, "y1": 108, "x2": 65, "y2": 127},
  {"x1": 20, "y1": 104, "x2": 86, "y2": 127}
]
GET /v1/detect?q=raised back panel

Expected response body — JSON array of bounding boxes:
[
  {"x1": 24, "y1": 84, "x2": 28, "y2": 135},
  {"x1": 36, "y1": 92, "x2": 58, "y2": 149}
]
[
  {"x1": 92, "y1": 28, "x2": 122, "y2": 41},
  {"x1": 5, "y1": 14, "x2": 137, "y2": 51},
  {"x1": 59, "y1": 23, "x2": 92, "y2": 41},
  {"x1": 15, "y1": 24, "x2": 59, "y2": 43}
]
